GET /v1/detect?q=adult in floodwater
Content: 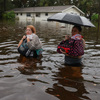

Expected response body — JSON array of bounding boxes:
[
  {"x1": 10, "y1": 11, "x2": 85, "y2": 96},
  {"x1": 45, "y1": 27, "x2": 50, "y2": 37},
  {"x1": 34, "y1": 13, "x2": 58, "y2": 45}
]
[
  {"x1": 57, "y1": 25, "x2": 85, "y2": 66},
  {"x1": 18, "y1": 25, "x2": 42, "y2": 58}
]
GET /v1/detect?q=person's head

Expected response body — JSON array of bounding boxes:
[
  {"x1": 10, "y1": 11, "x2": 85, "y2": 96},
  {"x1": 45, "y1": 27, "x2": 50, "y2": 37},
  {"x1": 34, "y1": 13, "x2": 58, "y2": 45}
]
[
  {"x1": 26, "y1": 25, "x2": 36, "y2": 35},
  {"x1": 72, "y1": 25, "x2": 82, "y2": 36}
]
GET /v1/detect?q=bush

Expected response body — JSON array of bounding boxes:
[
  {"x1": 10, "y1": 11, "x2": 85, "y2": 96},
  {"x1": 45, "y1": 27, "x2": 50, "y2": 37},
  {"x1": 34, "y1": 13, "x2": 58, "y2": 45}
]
[
  {"x1": 2, "y1": 11, "x2": 15, "y2": 19},
  {"x1": 91, "y1": 14, "x2": 98, "y2": 21}
]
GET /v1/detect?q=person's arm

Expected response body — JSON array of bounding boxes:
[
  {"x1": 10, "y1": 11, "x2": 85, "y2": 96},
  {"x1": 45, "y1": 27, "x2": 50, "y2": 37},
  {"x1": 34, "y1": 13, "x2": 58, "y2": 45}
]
[
  {"x1": 18, "y1": 35, "x2": 26, "y2": 47},
  {"x1": 60, "y1": 49, "x2": 69, "y2": 56},
  {"x1": 64, "y1": 35, "x2": 70, "y2": 41},
  {"x1": 60, "y1": 49, "x2": 66, "y2": 54},
  {"x1": 82, "y1": 38, "x2": 85, "y2": 49}
]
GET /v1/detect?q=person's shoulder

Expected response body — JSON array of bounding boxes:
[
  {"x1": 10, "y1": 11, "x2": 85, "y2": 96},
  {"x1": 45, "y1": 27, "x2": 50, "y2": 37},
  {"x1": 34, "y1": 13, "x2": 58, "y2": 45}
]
[
  {"x1": 32, "y1": 33, "x2": 37, "y2": 36},
  {"x1": 82, "y1": 38, "x2": 85, "y2": 40},
  {"x1": 69, "y1": 38, "x2": 75, "y2": 42},
  {"x1": 32, "y1": 34, "x2": 38, "y2": 38},
  {"x1": 82, "y1": 38, "x2": 85, "y2": 42}
]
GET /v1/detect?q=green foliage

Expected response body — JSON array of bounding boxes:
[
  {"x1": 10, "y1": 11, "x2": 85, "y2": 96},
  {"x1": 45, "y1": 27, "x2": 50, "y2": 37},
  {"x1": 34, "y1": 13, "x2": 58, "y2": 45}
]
[
  {"x1": 2, "y1": 11, "x2": 15, "y2": 20},
  {"x1": 91, "y1": 14, "x2": 98, "y2": 21}
]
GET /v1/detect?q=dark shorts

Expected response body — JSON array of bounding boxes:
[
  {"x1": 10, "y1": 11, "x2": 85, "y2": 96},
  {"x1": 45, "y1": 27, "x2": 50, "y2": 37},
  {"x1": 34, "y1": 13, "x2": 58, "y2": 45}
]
[{"x1": 65, "y1": 56, "x2": 82, "y2": 66}]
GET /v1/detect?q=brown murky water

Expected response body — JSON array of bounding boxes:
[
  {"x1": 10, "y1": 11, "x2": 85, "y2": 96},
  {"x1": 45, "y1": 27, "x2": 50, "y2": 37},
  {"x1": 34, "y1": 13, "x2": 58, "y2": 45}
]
[{"x1": 0, "y1": 20, "x2": 100, "y2": 100}]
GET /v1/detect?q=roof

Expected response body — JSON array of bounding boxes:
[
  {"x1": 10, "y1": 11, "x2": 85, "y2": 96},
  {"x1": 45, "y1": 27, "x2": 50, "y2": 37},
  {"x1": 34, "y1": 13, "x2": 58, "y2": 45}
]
[{"x1": 13, "y1": 5, "x2": 84, "y2": 14}]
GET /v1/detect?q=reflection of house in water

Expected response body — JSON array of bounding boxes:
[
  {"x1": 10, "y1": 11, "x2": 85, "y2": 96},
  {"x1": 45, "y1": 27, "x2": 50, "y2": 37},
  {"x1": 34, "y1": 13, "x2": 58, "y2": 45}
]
[
  {"x1": 15, "y1": 19, "x2": 71, "y2": 35},
  {"x1": 13, "y1": 5, "x2": 84, "y2": 21}
]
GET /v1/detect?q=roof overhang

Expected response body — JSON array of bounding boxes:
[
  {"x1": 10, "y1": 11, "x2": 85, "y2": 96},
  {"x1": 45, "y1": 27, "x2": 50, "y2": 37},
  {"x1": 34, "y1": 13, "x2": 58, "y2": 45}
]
[{"x1": 62, "y1": 5, "x2": 85, "y2": 15}]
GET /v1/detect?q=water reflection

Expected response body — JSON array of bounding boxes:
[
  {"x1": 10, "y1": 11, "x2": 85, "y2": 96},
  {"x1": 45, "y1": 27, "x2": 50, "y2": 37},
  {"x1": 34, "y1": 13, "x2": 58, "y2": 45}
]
[
  {"x1": 17, "y1": 55, "x2": 43, "y2": 75},
  {"x1": 46, "y1": 65, "x2": 90, "y2": 100}
]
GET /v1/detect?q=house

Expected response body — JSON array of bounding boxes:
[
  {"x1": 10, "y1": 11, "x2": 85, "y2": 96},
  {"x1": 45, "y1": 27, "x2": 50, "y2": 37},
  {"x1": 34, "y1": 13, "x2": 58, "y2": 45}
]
[{"x1": 13, "y1": 5, "x2": 84, "y2": 21}]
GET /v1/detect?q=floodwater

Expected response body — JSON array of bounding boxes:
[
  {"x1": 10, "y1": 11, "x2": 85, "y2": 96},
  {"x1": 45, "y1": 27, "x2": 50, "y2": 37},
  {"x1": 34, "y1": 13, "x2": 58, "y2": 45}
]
[{"x1": 0, "y1": 20, "x2": 100, "y2": 100}]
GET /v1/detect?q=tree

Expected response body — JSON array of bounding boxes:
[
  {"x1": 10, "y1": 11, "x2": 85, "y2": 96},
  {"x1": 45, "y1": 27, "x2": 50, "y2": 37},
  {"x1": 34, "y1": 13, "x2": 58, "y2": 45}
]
[
  {"x1": 94, "y1": 0, "x2": 100, "y2": 35},
  {"x1": 71, "y1": 0, "x2": 94, "y2": 19},
  {"x1": 12, "y1": 0, "x2": 23, "y2": 7},
  {"x1": 4, "y1": 0, "x2": 6, "y2": 11},
  {"x1": 0, "y1": 0, "x2": 14, "y2": 12},
  {"x1": 0, "y1": 0, "x2": 6, "y2": 12}
]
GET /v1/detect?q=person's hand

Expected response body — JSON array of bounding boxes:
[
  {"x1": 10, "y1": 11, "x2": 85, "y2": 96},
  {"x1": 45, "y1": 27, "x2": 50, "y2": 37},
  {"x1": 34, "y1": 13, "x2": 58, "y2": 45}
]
[
  {"x1": 60, "y1": 49, "x2": 66, "y2": 54},
  {"x1": 27, "y1": 38, "x2": 30, "y2": 42},
  {"x1": 64, "y1": 35, "x2": 70, "y2": 41},
  {"x1": 22, "y1": 35, "x2": 26, "y2": 40},
  {"x1": 60, "y1": 49, "x2": 69, "y2": 56},
  {"x1": 18, "y1": 35, "x2": 26, "y2": 47}
]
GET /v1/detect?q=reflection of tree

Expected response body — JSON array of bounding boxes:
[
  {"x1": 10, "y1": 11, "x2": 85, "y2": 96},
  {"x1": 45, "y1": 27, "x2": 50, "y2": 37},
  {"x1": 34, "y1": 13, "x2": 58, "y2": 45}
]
[
  {"x1": 46, "y1": 65, "x2": 90, "y2": 100},
  {"x1": 17, "y1": 55, "x2": 42, "y2": 75}
]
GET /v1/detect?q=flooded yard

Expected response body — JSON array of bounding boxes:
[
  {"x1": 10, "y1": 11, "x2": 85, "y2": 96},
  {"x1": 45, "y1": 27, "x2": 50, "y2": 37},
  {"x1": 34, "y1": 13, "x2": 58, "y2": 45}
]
[{"x1": 0, "y1": 20, "x2": 100, "y2": 100}]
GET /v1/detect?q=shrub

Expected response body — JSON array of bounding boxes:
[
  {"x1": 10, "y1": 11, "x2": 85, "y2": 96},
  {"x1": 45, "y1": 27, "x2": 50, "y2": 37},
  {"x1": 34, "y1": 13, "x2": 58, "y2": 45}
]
[
  {"x1": 2, "y1": 11, "x2": 15, "y2": 19},
  {"x1": 91, "y1": 14, "x2": 98, "y2": 22}
]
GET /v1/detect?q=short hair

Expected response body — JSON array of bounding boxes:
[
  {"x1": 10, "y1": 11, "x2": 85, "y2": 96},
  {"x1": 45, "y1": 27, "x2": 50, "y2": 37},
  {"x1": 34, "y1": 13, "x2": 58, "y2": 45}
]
[
  {"x1": 27, "y1": 25, "x2": 36, "y2": 34},
  {"x1": 73, "y1": 25, "x2": 82, "y2": 32}
]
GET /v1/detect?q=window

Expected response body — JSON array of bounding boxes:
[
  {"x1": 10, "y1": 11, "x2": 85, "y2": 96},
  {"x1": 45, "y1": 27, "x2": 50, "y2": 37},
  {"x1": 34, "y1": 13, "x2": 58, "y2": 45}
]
[
  {"x1": 70, "y1": 12, "x2": 77, "y2": 15},
  {"x1": 27, "y1": 13, "x2": 31, "y2": 17},
  {"x1": 16, "y1": 13, "x2": 18, "y2": 15},
  {"x1": 45, "y1": 13, "x2": 48, "y2": 16},
  {"x1": 71, "y1": 12, "x2": 73, "y2": 14},
  {"x1": 36, "y1": 13, "x2": 40, "y2": 17},
  {"x1": 20, "y1": 13, "x2": 22, "y2": 16}
]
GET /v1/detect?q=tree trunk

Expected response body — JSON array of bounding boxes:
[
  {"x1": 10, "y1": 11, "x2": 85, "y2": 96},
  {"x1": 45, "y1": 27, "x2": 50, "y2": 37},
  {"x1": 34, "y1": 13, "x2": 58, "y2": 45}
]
[
  {"x1": 97, "y1": 13, "x2": 100, "y2": 42},
  {"x1": 98, "y1": 14, "x2": 100, "y2": 32},
  {"x1": 4, "y1": 0, "x2": 6, "y2": 11}
]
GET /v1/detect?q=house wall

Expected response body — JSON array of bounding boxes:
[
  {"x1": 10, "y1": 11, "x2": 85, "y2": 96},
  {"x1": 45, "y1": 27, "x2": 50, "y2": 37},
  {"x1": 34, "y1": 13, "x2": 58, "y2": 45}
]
[
  {"x1": 15, "y1": 7, "x2": 83, "y2": 21},
  {"x1": 62, "y1": 7, "x2": 81, "y2": 15},
  {"x1": 35, "y1": 12, "x2": 56, "y2": 21},
  {"x1": 16, "y1": 13, "x2": 26, "y2": 20},
  {"x1": 15, "y1": 12, "x2": 56, "y2": 21},
  {"x1": 15, "y1": 12, "x2": 34, "y2": 20}
]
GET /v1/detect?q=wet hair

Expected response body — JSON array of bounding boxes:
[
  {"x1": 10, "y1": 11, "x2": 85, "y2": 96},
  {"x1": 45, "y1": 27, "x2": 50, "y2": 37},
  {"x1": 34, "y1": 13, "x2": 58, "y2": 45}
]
[
  {"x1": 73, "y1": 25, "x2": 82, "y2": 32},
  {"x1": 27, "y1": 25, "x2": 36, "y2": 34}
]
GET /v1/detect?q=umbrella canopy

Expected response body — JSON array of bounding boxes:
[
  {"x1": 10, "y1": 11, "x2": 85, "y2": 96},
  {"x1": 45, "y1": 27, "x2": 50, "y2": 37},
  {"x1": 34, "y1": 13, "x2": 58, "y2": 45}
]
[{"x1": 47, "y1": 13, "x2": 95, "y2": 27}]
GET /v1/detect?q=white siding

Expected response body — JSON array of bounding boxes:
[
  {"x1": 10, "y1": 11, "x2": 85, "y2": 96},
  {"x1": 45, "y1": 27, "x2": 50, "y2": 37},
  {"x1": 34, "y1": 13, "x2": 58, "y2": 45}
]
[
  {"x1": 16, "y1": 13, "x2": 26, "y2": 20},
  {"x1": 35, "y1": 12, "x2": 56, "y2": 21},
  {"x1": 16, "y1": 13, "x2": 34, "y2": 20},
  {"x1": 62, "y1": 8, "x2": 80, "y2": 15},
  {"x1": 15, "y1": 7, "x2": 83, "y2": 21},
  {"x1": 15, "y1": 12, "x2": 56, "y2": 21}
]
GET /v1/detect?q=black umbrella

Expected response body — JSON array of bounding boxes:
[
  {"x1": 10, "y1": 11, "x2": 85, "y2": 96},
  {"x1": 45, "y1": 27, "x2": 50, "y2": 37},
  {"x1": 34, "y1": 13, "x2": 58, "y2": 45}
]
[{"x1": 47, "y1": 13, "x2": 95, "y2": 27}]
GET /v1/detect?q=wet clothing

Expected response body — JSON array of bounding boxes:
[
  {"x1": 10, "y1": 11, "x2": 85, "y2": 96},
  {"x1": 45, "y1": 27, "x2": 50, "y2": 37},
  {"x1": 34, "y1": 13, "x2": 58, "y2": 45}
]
[
  {"x1": 27, "y1": 34, "x2": 42, "y2": 50},
  {"x1": 65, "y1": 56, "x2": 82, "y2": 66},
  {"x1": 57, "y1": 34, "x2": 84, "y2": 65}
]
